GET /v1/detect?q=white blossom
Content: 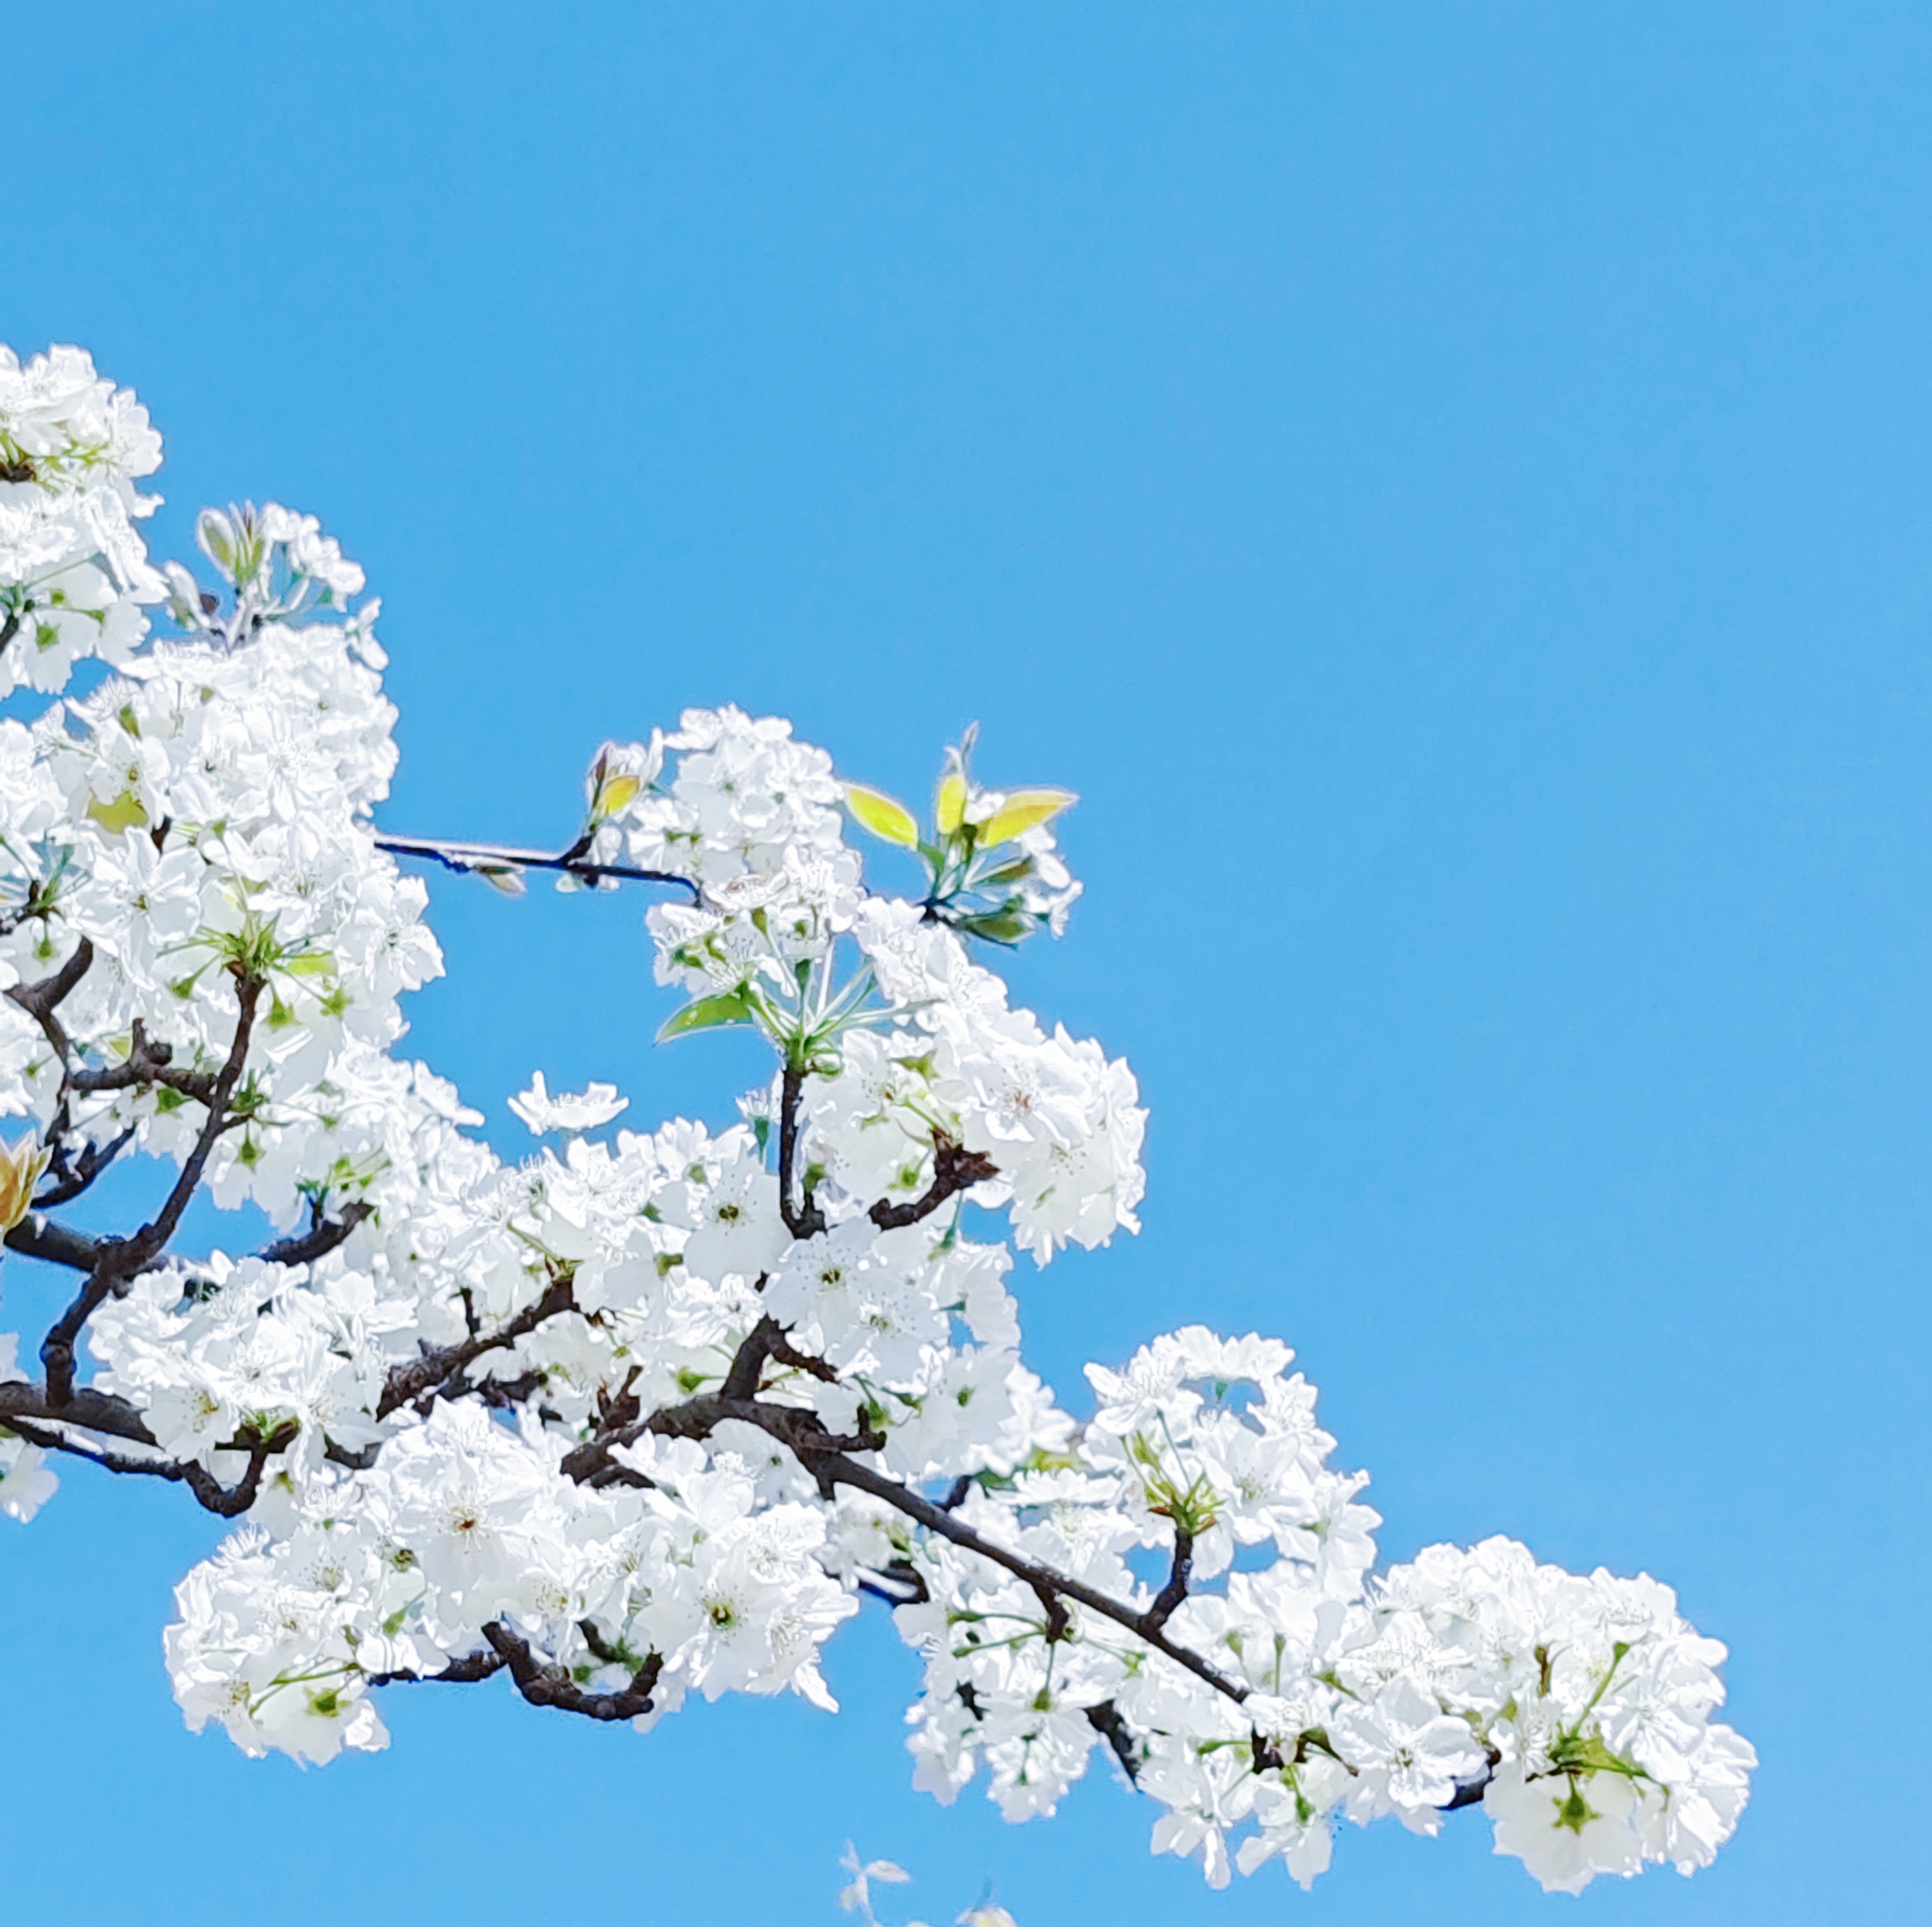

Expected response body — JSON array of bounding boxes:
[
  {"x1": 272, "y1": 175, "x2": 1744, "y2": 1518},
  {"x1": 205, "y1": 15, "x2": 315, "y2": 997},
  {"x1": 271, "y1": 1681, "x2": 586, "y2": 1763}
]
[{"x1": 0, "y1": 342, "x2": 1754, "y2": 1904}]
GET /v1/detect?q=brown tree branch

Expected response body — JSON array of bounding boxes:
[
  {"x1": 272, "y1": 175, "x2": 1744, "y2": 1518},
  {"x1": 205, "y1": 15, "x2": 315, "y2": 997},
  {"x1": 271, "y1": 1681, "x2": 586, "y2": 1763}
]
[
  {"x1": 1086, "y1": 1700, "x2": 1144, "y2": 1783},
  {"x1": 376, "y1": 1266, "x2": 577, "y2": 1419},
  {"x1": 1141, "y1": 1529, "x2": 1194, "y2": 1636},
  {"x1": 0, "y1": 1393, "x2": 297, "y2": 1517},
  {"x1": 4, "y1": 937, "x2": 95, "y2": 1054},
  {"x1": 867, "y1": 1134, "x2": 999, "y2": 1231},
  {"x1": 616, "y1": 1379, "x2": 1249, "y2": 1708},
  {"x1": 39, "y1": 973, "x2": 263, "y2": 1405},
  {"x1": 777, "y1": 1063, "x2": 826, "y2": 1239},
  {"x1": 69, "y1": 1018, "x2": 223, "y2": 1105},
  {"x1": 365, "y1": 1649, "x2": 509, "y2": 1688},
  {"x1": 4, "y1": 1211, "x2": 107, "y2": 1272},
  {"x1": 373, "y1": 832, "x2": 702, "y2": 902},
  {"x1": 258, "y1": 1199, "x2": 375, "y2": 1268},
  {"x1": 0, "y1": 1379, "x2": 161, "y2": 1447},
  {"x1": 480, "y1": 1621, "x2": 662, "y2": 1721},
  {"x1": 820, "y1": 1451, "x2": 1245, "y2": 1702},
  {"x1": 31, "y1": 1122, "x2": 137, "y2": 1209}
]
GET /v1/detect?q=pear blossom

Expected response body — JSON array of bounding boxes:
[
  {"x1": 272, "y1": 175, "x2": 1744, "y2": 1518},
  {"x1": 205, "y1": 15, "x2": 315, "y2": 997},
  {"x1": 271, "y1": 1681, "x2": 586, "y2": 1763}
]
[
  {"x1": 508, "y1": 1072, "x2": 629, "y2": 1135},
  {"x1": 0, "y1": 342, "x2": 1753, "y2": 1904}
]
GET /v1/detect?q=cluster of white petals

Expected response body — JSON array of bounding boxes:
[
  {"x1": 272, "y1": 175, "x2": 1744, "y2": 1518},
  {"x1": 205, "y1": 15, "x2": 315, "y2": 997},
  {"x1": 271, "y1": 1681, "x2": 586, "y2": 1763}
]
[
  {"x1": 0, "y1": 346, "x2": 1752, "y2": 1898},
  {"x1": 0, "y1": 346, "x2": 164, "y2": 700}
]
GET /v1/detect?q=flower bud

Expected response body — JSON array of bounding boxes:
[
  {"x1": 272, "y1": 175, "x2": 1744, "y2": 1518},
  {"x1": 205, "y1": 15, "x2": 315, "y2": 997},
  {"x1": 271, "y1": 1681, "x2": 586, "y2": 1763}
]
[{"x1": 0, "y1": 1134, "x2": 49, "y2": 1234}]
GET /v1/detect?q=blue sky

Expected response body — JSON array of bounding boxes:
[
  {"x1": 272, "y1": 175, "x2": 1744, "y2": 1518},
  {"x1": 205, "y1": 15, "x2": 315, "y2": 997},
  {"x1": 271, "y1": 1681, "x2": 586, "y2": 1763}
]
[{"x1": 4, "y1": 4, "x2": 1929, "y2": 1920}]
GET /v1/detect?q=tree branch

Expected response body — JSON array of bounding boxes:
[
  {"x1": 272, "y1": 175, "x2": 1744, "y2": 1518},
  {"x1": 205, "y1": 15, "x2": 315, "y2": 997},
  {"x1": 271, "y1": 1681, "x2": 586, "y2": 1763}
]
[
  {"x1": 1440, "y1": 1750, "x2": 1501, "y2": 1811},
  {"x1": 373, "y1": 833, "x2": 701, "y2": 903},
  {"x1": 376, "y1": 1266, "x2": 577, "y2": 1419},
  {"x1": 1086, "y1": 1700, "x2": 1144, "y2": 1783},
  {"x1": 867, "y1": 1134, "x2": 999, "y2": 1231},
  {"x1": 0, "y1": 1379, "x2": 162, "y2": 1447},
  {"x1": 364, "y1": 1649, "x2": 509, "y2": 1688},
  {"x1": 121, "y1": 975, "x2": 263, "y2": 1268},
  {"x1": 4, "y1": 935, "x2": 95, "y2": 1067},
  {"x1": 0, "y1": 1393, "x2": 296, "y2": 1517},
  {"x1": 480, "y1": 1620, "x2": 662, "y2": 1722},
  {"x1": 779, "y1": 1426, "x2": 1246, "y2": 1704},
  {"x1": 39, "y1": 972, "x2": 263, "y2": 1405},
  {"x1": 176, "y1": 1421, "x2": 299, "y2": 1517},
  {"x1": 4, "y1": 1211, "x2": 107, "y2": 1272},
  {"x1": 1141, "y1": 1529, "x2": 1193, "y2": 1636},
  {"x1": 823, "y1": 1449, "x2": 1244, "y2": 1700},
  {"x1": 611, "y1": 1381, "x2": 1250, "y2": 1706},
  {"x1": 777, "y1": 1064, "x2": 826, "y2": 1239},
  {"x1": 69, "y1": 1019, "x2": 223, "y2": 1105},
  {"x1": 257, "y1": 1198, "x2": 374, "y2": 1267},
  {"x1": 31, "y1": 1122, "x2": 137, "y2": 1209}
]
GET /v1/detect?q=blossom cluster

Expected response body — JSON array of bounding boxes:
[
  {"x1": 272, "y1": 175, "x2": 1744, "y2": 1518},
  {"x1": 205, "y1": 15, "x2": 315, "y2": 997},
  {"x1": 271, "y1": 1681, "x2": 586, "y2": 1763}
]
[
  {"x1": 0, "y1": 346, "x2": 164, "y2": 699},
  {"x1": 0, "y1": 345, "x2": 1753, "y2": 1899}
]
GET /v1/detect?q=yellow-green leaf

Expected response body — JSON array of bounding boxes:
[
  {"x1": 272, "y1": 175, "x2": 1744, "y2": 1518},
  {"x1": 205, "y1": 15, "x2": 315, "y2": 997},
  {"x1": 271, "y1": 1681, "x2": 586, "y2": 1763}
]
[
  {"x1": 596, "y1": 772, "x2": 641, "y2": 817},
  {"x1": 935, "y1": 770, "x2": 968, "y2": 835},
  {"x1": 976, "y1": 787, "x2": 1075, "y2": 848},
  {"x1": 282, "y1": 951, "x2": 337, "y2": 978},
  {"x1": 86, "y1": 789, "x2": 149, "y2": 834},
  {"x1": 659, "y1": 987, "x2": 757, "y2": 1041},
  {"x1": 844, "y1": 782, "x2": 920, "y2": 848}
]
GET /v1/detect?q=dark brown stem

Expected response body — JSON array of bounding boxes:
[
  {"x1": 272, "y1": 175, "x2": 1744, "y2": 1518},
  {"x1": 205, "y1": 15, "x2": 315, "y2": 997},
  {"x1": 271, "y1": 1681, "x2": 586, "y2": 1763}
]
[
  {"x1": 69, "y1": 1019, "x2": 222, "y2": 1105},
  {"x1": 373, "y1": 833, "x2": 701, "y2": 903},
  {"x1": 4, "y1": 1212, "x2": 106, "y2": 1272},
  {"x1": 867, "y1": 1134, "x2": 999, "y2": 1230},
  {"x1": 777, "y1": 1064, "x2": 826, "y2": 1239},
  {"x1": 0, "y1": 1379, "x2": 162, "y2": 1448},
  {"x1": 376, "y1": 1267, "x2": 577, "y2": 1418},
  {"x1": 0, "y1": 1395, "x2": 296, "y2": 1518},
  {"x1": 718, "y1": 1315, "x2": 784, "y2": 1403},
  {"x1": 365, "y1": 1649, "x2": 509, "y2": 1688},
  {"x1": 124, "y1": 975, "x2": 263, "y2": 1265},
  {"x1": 480, "y1": 1621, "x2": 662, "y2": 1721},
  {"x1": 622, "y1": 1382, "x2": 1249, "y2": 1707},
  {"x1": 258, "y1": 1199, "x2": 375, "y2": 1267},
  {"x1": 4, "y1": 936, "x2": 95, "y2": 1068},
  {"x1": 817, "y1": 1452, "x2": 1245, "y2": 1701},
  {"x1": 1441, "y1": 1750, "x2": 1501, "y2": 1810},
  {"x1": 31, "y1": 1123, "x2": 137, "y2": 1209},
  {"x1": 1141, "y1": 1529, "x2": 1193, "y2": 1635},
  {"x1": 1086, "y1": 1700, "x2": 1143, "y2": 1782},
  {"x1": 39, "y1": 974, "x2": 263, "y2": 1405},
  {"x1": 177, "y1": 1421, "x2": 299, "y2": 1516}
]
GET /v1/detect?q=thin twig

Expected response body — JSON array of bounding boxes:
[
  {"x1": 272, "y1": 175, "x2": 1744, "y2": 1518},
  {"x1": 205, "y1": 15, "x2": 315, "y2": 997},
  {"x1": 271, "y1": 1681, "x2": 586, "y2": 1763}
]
[
  {"x1": 778, "y1": 1065, "x2": 826, "y2": 1238},
  {"x1": 867, "y1": 1134, "x2": 999, "y2": 1231},
  {"x1": 376, "y1": 1266, "x2": 577, "y2": 1418},
  {"x1": 373, "y1": 833, "x2": 701, "y2": 903},
  {"x1": 39, "y1": 973, "x2": 263, "y2": 1405},
  {"x1": 258, "y1": 1199, "x2": 374, "y2": 1267}
]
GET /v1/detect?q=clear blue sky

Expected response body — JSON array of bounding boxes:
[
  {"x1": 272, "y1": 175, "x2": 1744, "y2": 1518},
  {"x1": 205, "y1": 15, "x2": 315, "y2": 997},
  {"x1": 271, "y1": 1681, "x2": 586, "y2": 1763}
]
[{"x1": 3, "y1": 5, "x2": 1927, "y2": 1921}]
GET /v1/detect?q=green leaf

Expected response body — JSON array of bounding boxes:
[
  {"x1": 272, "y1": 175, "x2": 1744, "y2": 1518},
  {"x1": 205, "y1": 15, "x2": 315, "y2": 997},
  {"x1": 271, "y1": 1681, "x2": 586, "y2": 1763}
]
[
  {"x1": 281, "y1": 950, "x2": 337, "y2": 978},
  {"x1": 658, "y1": 987, "x2": 756, "y2": 1041},
  {"x1": 958, "y1": 908, "x2": 1034, "y2": 945},
  {"x1": 86, "y1": 790, "x2": 149, "y2": 834},
  {"x1": 977, "y1": 787, "x2": 1076, "y2": 848},
  {"x1": 844, "y1": 782, "x2": 920, "y2": 847},
  {"x1": 935, "y1": 769, "x2": 969, "y2": 834},
  {"x1": 476, "y1": 863, "x2": 527, "y2": 897}
]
